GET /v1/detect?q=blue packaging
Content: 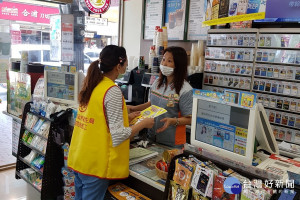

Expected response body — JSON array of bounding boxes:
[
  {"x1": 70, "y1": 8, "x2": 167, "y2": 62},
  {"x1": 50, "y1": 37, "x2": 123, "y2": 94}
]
[{"x1": 247, "y1": 0, "x2": 261, "y2": 14}]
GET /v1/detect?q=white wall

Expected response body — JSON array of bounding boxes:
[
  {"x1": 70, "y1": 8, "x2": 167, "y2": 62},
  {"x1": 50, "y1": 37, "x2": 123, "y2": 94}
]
[{"x1": 122, "y1": 0, "x2": 143, "y2": 69}]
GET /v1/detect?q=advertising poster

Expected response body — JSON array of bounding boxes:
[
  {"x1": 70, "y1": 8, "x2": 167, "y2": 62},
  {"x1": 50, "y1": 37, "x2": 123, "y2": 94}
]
[
  {"x1": 196, "y1": 117, "x2": 248, "y2": 156},
  {"x1": 165, "y1": 0, "x2": 187, "y2": 40},
  {"x1": 50, "y1": 15, "x2": 61, "y2": 61},
  {"x1": 47, "y1": 71, "x2": 75, "y2": 101},
  {"x1": 61, "y1": 22, "x2": 74, "y2": 61},
  {"x1": 144, "y1": 0, "x2": 164, "y2": 40},
  {"x1": 203, "y1": 0, "x2": 267, "y2": 26},
  {"x1": 7, "y1": 71, "x2": 31, "y2": 117},
  {"x1": 187, "y1": 0, "x2": 209, "y2": 40}
]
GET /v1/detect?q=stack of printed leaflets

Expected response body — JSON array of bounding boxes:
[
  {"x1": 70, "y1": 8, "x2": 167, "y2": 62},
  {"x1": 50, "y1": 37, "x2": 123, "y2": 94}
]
[{"x1": 130, "y1": 105, "x2": 167, "y2": 125}]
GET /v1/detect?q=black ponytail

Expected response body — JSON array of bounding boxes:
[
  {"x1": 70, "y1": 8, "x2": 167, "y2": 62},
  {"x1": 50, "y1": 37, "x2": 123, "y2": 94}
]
[{"x1": 78, "y1": 45, "x2": 127, "y2": 106}]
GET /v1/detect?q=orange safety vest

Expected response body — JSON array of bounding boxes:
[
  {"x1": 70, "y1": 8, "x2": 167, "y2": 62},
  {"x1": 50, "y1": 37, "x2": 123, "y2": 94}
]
[{"x1": 68, "y1": 76, "x2": 129, "y2": 179}]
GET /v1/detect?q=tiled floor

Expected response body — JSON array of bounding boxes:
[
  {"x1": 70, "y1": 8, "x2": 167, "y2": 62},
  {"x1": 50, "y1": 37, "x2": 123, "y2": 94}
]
[
  {"x1": 0, "y1": 168, "x2": 40, "y2": 200},
  {"x1": 0, "y1": 84, "x2": 15, "y2": 167}
]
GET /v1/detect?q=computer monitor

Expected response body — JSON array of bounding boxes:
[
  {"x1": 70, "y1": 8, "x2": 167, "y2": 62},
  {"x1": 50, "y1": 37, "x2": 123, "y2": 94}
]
[
  {"x1": 190, "y1": 90, "x2": 279, "y2": 166},
  {"x1": 44, "y1": 70, "x2": 79, "y2": 105}
]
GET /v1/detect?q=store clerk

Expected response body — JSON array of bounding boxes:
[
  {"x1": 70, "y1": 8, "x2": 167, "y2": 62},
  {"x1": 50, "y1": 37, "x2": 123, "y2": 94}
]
[{"x1": 128, "y1": 46, "x2": 193, "y2": 147}]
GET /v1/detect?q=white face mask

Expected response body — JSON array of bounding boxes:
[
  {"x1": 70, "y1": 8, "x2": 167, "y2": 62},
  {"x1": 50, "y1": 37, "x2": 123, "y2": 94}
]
[{"x1": 160, "y1": 65, "x2": 174, "y2": 76}]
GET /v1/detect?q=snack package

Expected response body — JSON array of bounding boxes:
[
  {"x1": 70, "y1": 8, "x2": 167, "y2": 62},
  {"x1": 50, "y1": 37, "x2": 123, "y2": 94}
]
[
  {"x1": 191, "y1": 165, "x2": 214, "y2": 197},
  {"x1": 192, "y1": 189, "x2": 209, "y2": 200},
  {"x1": 169, "y1": 180, "x2": 189, "y2": 200},
  {"x1": 173, "y1": 159, "x2": 194, "y2": 190},
  {"x1": 130, "y1": 105, "x2": 167, "y2": 125}
]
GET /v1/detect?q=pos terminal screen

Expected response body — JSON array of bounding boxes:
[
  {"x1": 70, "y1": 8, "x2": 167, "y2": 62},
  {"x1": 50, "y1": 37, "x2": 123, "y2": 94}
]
[{"x1": 195, "y1": 99, "x2": 250, "y2": 156}]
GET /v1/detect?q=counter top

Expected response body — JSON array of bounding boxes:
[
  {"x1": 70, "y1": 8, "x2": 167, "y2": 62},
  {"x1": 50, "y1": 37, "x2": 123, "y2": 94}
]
[{"x1": 129, "y1": 144, "x2": 172, "y2": 192}]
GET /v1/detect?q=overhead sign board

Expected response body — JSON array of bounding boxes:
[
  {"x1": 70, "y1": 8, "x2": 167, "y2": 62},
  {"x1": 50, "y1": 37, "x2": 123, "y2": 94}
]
[{"x1": 85, "y1": 16, "x2": 108, "y2": 26}]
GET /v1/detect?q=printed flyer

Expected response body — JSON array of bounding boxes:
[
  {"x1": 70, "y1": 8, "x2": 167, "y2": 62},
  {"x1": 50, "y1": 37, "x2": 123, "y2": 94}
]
[{"x1": 130, "y1": 105, "x2": 167, "y2": 125}]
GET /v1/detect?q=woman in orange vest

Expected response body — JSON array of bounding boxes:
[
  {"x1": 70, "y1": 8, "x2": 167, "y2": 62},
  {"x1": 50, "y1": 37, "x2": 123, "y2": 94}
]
[{"x1": 68, "y1": 45, "x2": 154, "y2": 200}]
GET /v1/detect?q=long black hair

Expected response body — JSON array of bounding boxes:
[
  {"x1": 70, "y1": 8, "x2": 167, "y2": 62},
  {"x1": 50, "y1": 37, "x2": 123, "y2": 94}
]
[
  {"x1": 157, "y1": 46, "x2": 188, "y2": 94},
  {"x1": 79, "y1": 45, "x2": 127, "y2": 106}
]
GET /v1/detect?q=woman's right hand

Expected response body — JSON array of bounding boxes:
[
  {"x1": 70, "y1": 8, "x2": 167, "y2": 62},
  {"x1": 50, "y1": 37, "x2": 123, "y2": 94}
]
[{"x1": 140, "y1": 118, "x2": 155, "y2": 129}]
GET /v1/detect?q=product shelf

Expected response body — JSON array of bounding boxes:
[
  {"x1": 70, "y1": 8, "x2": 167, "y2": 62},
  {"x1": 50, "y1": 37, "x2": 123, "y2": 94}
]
[
  {"x1": 19, "y1": 156, "x2": 43, "y2": 176},
  {"x1": 254, "y1": 76, "x2": 300, "y2": 83},
  {"x1": 24, "y1": 127, "x2": 48, "y2": 141},
  {"x1": 264, "y1": 107, "x2": 300, "y2": 115},
  {"x1": 205, "y1": 58, "x2": 253, "y2": 63},
  {"x1": 16, "y1": 171, "x2": 41, "y2": 193},
  {"x1": 28, "y1": 111, "x2": 53, "y2": 122},
  {"x1": 254, "y1": 90, "x2": 300, "y2": 99},
  {"x1": 204, "y1": 71, "x2": 252, "y2": 77},
  {"x1": 21, "y1": 140, "x2": 45, "y2": 156},
  {"x1": 207, "y1": 45, "x2": 255, "y2": 48},
  {"x1": 208, "y1": 28, "x2": 259, "y2": 33},
  {"x1": 270, "y1": 122, "x2": 300, "y2": 131},
  {"x1": 255, "y1": 61, "x2": 300, "y2": 67},
  {"x1": 203, "y1": 83, "x2": 251, "y2": 91},
  {"x1": 257, "y1": 46, "x2": 300, "y2": 50}
]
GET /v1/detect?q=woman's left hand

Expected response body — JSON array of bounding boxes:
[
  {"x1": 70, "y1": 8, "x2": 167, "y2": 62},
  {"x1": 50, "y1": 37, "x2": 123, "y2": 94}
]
[
  {"x1": 156, "y1": 118, "x2": 175, "y2": 133},
  {"x1": 128, "y1": 111, "x2": 140, "y2": 122}
]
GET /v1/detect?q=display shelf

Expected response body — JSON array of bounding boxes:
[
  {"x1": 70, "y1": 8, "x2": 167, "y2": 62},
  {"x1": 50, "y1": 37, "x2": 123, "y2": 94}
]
[
  {"x1": 203, "y1": 84, "x2": 251, "y2": 91},
  {"x1": 2, "y1": 111, "x2": 22, "y2": 123},
  {"x1": 254, "y1": 76, "x2": 300, "y2": 83},
  {"x1": 19, "y1": 156, "x2": 43, "y2": 176},
  {"x1": 254, "y1": 90, "x2": 300, "y2": 99},
  {"x1": 205, "y1": 58, "x2": 253, "y2": 63},
  {"x1": 16, "y1": 171, "x2": 41, "y2": 193},
  {"x1": 24, "y1": 127, "x2": 48, "y2": 141},
  {"x1": 263, "y1": 106, "x2": 300, "y2": 115},
  {"x1": 28, "y1": 111, "x2": 53, "y2": 122},
  {"x1": 207, "y1": 45, "x2": 255, "y2": 48},
  {"x1": 205, "y1": 71, "x2": 252, "y2": 77},
  {"x1": 21, "y1": 140, "x2": 45, "y2": 156},
  {"x1": 257, "y1": 46, "x2": 300, "y2": 50},
  {"x1": 259, "y1": 28, "x2": 300, "y2": 34},
  {"x1": 208, "y1": 28, "x2": 259, "y2": 33},
  {"x1": 129, "y1": 170, "x2": 165, "y2": 192},
  {"x1": 256, "y1": 61, "x2": 300, "y2": 67},
  {"x1": 270, "y1": 122, "x2": 300, "y2": 131}
]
